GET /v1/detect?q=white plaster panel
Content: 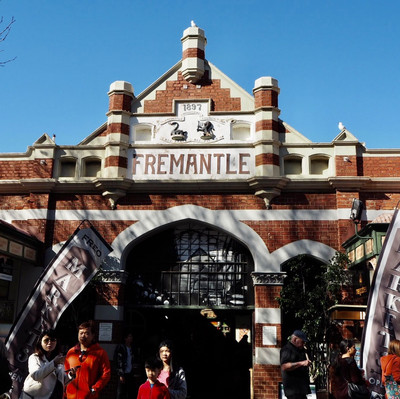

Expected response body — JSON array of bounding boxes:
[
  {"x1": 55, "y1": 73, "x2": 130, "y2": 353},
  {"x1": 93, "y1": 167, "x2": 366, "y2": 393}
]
[
  {"x1": 255, "y1": 347, "x2": 280, "y2": 365},
  {"x1": 270, "y1": 239, "x2": 336, "y2": 265},
  {"x1": 182, "y1": 58, "x2": 204, "y2": 70},
  {"x1": 182, "y1": 35, "x2": 206, "y2": 52},
  {"x1": 255, "y1": 308, "x2": 281, "y2": 324},
  {"x1": 254, "y1": 109, "x2": 279, "y2": 120},
  {"x1": 1, "y1": 207, "x2": 382, "y2": 223},
  {"x1": 94, "y1": 305, "x2": 124, "y2": 321},
  {"x1": 282, "y1": 147, "x2": 335, "y2": 157},
  {"x1": 255, "y1": 144, "x2": 279, "y2": 156},
  {"x1": 254, "y1": 77, "x2": 279, "y2": 90},
  {"x1": 127, "y1": 148, "x2": 254, "y2": 180},
  {"x1": 131, "y1": 112, "x2": 255, "y2": 144},
  {"x1": 255, "y1": 164, "x2": 278, "y2": 176},
  {"x1": 334, "y1": 146, "x2": 357, "y2": 156},
  {"x1": 105, "y1": 133, "x2": 129, "y2": 145},
  {"x1": 107, "y1": 113, "x2": 131, "y2": 125},
  {"x1": 109, "y1": 81, "x2": 133, "y2": 94},
  {"x1": 103, "y1": 166, "x2": 127, "y2": 178}
]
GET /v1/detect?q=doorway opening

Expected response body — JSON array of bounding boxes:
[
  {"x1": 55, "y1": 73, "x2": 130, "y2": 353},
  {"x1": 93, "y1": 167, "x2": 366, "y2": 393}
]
[{"x1": 123, "y1": 222, "x2": 254, "y2": 399}]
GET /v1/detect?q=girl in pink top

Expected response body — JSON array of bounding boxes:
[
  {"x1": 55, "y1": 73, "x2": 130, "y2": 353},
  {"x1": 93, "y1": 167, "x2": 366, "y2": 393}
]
[{"x1": 157, "y1": 340, "x2": 187, "y2": 399}]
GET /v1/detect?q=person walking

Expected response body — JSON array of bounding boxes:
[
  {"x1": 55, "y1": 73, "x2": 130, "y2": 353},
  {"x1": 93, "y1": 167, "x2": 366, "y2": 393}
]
[
  {"x1": 381, "y1": 339, "x2": 400, "y2": 399},
  {"x1": 280, "y1": 330, "x2": 312, "y2": 399},
  {"x1": 64, "y1": 321, "x2": 111, "y2": 399},
  {"x1": 21, "y1": 329, "x2": 73, "y2": 399}
]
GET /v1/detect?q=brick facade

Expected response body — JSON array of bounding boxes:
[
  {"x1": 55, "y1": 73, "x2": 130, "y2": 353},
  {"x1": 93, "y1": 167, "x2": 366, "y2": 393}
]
[{"x1": 1, "y1": 22, "x2": 399, "y2": 399}]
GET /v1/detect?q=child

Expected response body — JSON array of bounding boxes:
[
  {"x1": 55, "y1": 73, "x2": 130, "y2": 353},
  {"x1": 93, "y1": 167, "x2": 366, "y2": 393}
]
[{"x1": 137, "y1": 357, "x2": 170, "y2": 399}]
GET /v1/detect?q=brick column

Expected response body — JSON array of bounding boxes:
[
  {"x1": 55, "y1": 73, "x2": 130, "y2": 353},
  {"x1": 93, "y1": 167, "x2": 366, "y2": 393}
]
[
  {"x1": 253, "y1": 77, "x2": 281, "y2": 177},
  {"x1": 104, "y1": 81, "x2": 133, "y2": 178},
  {"x1": 94, "y1": 270, "x2": 128, "y2": 357},
  {"x1": 252, "y1": 272, "x2": 285, "y2": 399}
]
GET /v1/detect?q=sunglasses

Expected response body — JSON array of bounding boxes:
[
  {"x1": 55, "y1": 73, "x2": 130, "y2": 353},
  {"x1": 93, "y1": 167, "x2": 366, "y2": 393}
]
[{"x1": 43, "y1": 338, "x2": 57, "y2": 343}]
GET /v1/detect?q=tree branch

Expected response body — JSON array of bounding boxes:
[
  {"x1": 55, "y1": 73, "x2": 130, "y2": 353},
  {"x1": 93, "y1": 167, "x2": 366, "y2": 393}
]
[{"x1": 0, "y1": 16, "x2": 16, "y2": 66}]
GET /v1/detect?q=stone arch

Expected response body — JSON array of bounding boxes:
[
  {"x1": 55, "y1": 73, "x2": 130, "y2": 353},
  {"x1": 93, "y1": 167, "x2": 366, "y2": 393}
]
[
  {"x1": 269, "y1": 239, "x2": 336, "y2": 269},
  {"x1": 109, "y1": 204, "x2": 272, "y2": 272}
]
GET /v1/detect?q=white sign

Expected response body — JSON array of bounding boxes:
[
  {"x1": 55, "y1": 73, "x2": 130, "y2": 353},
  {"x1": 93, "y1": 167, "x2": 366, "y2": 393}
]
[
  {"x1": 98, "y1": 322, "x2": 113, "y2": 342},
  {"x1": 262, "y1": 326, "x2": 277, "y2": 345},
  {"x1": 128, "y1": 148, "x2": 254, "y2": 180},
  {"x1": 175, "y1": 101, "x2": 209, "y2": 116}
]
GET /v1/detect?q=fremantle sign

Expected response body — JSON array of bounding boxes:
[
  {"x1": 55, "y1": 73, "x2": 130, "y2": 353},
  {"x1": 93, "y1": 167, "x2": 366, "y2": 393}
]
[{"x1": 128, "y1": 148, "x2": 254, "y2": 180}]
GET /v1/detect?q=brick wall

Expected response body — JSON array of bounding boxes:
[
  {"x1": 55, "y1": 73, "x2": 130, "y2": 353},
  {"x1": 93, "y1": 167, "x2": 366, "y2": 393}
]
[
  {"x1": 361, "y1": 156, "x2": 400, "y2": 177},
  {"x1": 144, "y1": 72, "x2": 241, "y2": 113},
  {"x1": 253, "y1": 364, "x2": 282, "y2": 399},
  {"x1": 0, "y1": 159, "x2": 53, "y2": 179}
]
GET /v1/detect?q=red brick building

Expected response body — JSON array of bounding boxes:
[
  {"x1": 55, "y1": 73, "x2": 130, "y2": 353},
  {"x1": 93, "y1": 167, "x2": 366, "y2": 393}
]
[{"x1": 0, "y1": 23, "x2": 398, "y2": 399}]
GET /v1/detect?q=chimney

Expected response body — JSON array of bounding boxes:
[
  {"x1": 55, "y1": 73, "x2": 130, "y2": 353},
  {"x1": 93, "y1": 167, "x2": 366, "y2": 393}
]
[{"x1": 181, "y1": 22, "x2": 207, "y2": 84}]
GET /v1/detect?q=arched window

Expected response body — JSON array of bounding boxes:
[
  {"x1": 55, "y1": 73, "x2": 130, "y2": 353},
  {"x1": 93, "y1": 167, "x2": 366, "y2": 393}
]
[
  {"x1": 134, "y1": 125, "x2": 152, "y2": 141},
  {"x1": 231, "y1": 123, "x2": 251, "y2": 141},
  {"x1": 284, "y1": 156, "x2": 302, "y2": 175},
  {"x1": 126, "y1": 222, "x2": 254, "y2": 308},
  {"x1": 59, "y1": 158, "x2": 77, "y2": 178},
  {"x1": 310, "y1": 156, "x2": 330, "y2": 175},
  {"x1": 83, "y1": 158, "x2": 101, "y2": 177}
]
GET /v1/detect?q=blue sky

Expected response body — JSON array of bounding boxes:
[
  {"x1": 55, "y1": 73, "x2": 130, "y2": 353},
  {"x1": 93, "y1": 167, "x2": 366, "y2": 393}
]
[{"x1": 1, "y1": 0, "x2": 399, "y2": 153}]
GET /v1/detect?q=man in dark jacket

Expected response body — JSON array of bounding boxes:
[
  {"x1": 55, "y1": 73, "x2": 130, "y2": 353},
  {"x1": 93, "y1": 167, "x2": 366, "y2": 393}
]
[
  {"x1": 114, "y1": 332, "x2": 134, "y2": 399},
  {"x1": 280, "y1": 330, "x2": 312, "y2": 399}
]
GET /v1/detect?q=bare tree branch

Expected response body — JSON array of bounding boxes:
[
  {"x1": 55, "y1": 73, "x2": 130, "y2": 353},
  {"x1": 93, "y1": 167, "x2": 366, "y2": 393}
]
[{"x1": 0, "y1": 16, "x2": 16, "y2": 66}]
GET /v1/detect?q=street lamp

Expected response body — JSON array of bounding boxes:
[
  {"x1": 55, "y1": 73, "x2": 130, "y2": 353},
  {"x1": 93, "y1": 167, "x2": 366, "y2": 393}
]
[
  {"x1": 350, "y1": 198, "x2": 363, "y2": 224},
  {"x1": 349, "y1": 198, "x2": 372, "y2": 239}
]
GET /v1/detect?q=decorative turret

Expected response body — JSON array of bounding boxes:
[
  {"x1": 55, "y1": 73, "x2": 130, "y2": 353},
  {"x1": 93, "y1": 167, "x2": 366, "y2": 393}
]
[
  {"x1": 181, "y1": 21, "x2": 207, "y2": 84},
  {"x1": 102, "y1": 80, "x2": 134, "y2": 208},
  {"x1": 250, "y1": 77, "x2": 285, "y2": 208},
  {"x1": 104, "y1": 80, "x2": 134, "y2": 179}
]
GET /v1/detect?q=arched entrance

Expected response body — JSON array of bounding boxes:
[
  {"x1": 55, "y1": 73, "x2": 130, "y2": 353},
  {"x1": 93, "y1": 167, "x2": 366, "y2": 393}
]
[{"x1": 123, "y1": 221, "x2": 254, "y2": 399}]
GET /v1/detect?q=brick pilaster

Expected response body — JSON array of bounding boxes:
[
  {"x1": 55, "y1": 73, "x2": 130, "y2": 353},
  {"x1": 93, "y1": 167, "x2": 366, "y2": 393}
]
[
  {"x1": 104, "y1": 81, "x2": 133, "y2": 178},
  {"x1": 253, "y1": 77, "x2": 281, "y2": 177}
]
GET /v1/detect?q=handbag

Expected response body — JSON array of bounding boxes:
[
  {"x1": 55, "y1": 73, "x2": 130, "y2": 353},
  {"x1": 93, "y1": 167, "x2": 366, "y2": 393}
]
[
  {"x1": 347, "y1": 382, "x2": 370, "y2": 399},
  {"x1": 385, "y1": 374, "x2": 400, "y2": 398}
]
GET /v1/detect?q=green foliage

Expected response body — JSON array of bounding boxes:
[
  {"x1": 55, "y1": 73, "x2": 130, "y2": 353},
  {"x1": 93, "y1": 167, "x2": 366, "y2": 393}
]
[
  {"x1": 277, "y1": 252, "x2": 351, "y2": 385},
  {"x1": 278, "y1": 252, "x2": 350, "y2": 342}
]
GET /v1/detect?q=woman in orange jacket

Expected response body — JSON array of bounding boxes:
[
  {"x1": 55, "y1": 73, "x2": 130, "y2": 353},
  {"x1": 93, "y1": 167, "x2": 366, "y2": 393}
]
[{"x1": 381, "y1": 340, "x2": 400, "y2": 399}]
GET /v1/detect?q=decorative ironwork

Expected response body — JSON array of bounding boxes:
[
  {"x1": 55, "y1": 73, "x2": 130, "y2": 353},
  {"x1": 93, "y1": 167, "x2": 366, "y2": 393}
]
[
  {"x1": 127, "y1": 224, "x2": 253, "y2": 308},
  {"x1": 251, "y1": 272, "x2": 286, "y2": 286},
  {"x1": 94, "y1": 269, "x2": 128, "y2": 284}
]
